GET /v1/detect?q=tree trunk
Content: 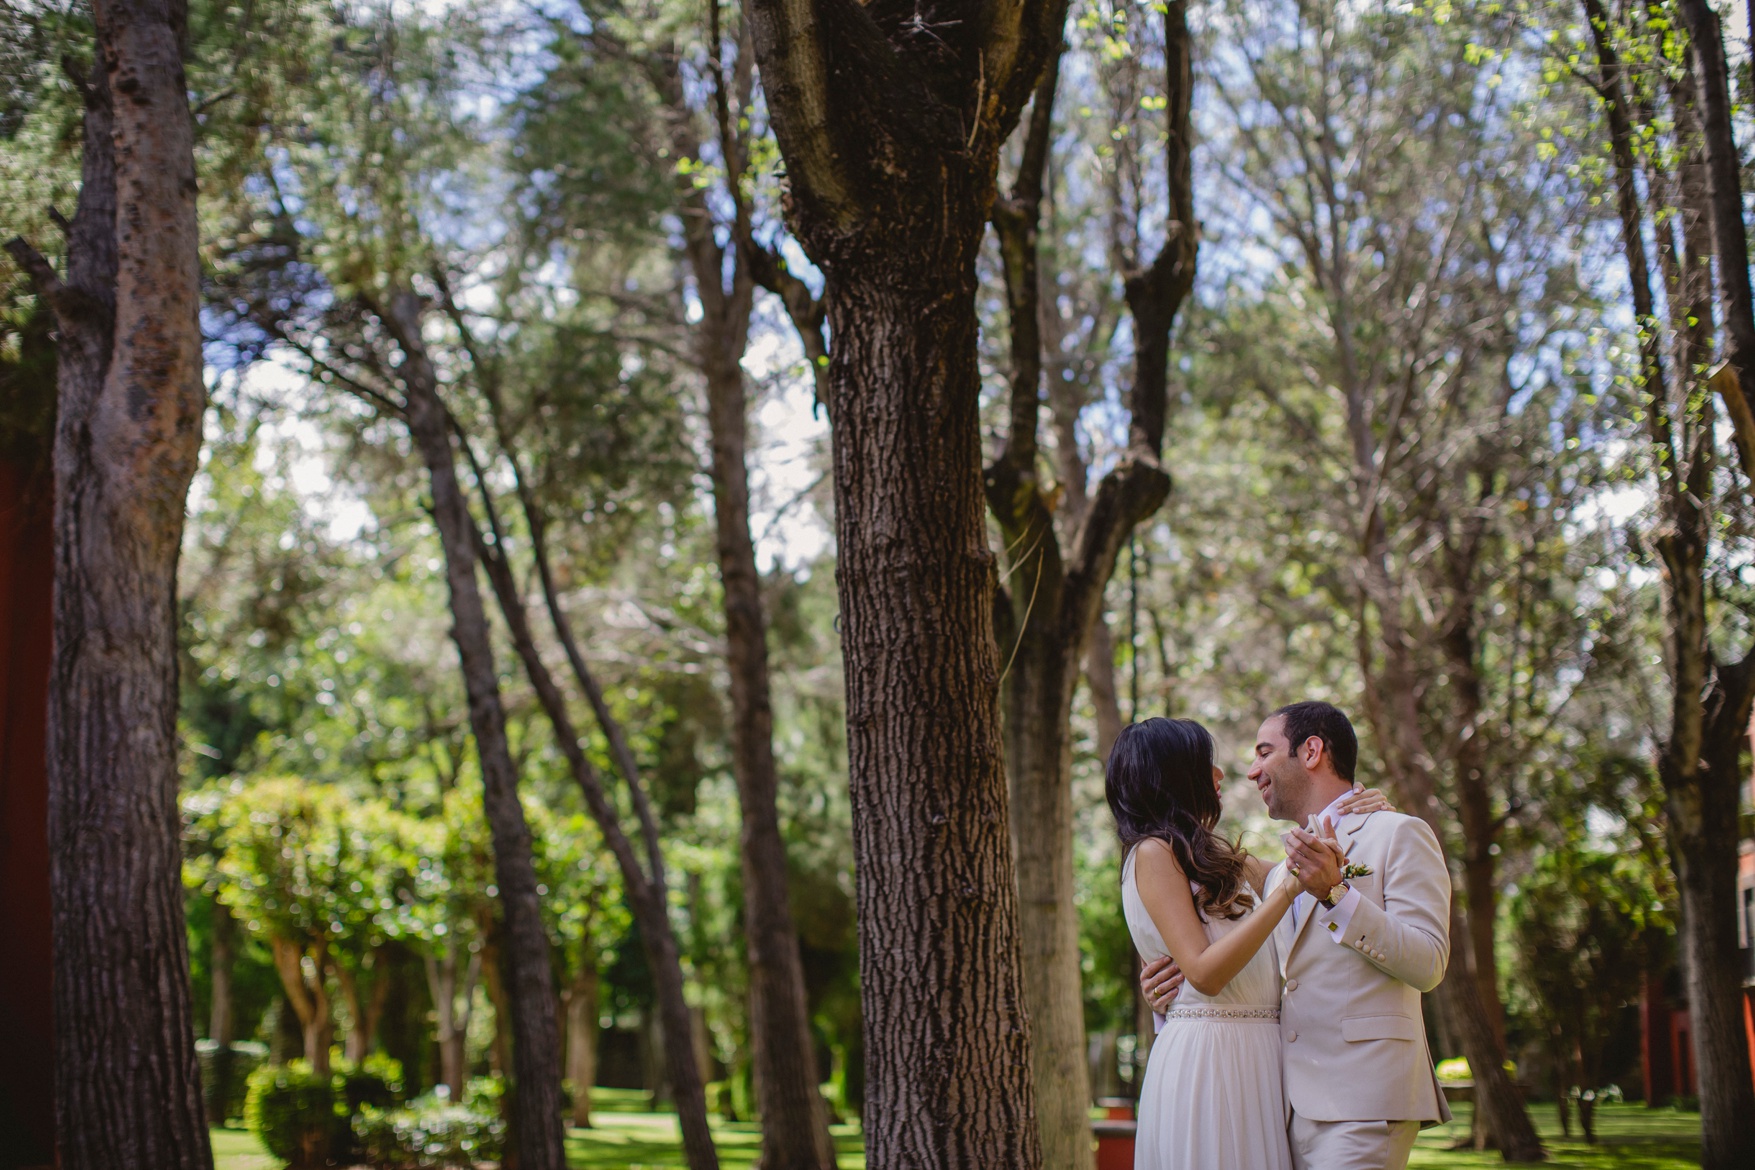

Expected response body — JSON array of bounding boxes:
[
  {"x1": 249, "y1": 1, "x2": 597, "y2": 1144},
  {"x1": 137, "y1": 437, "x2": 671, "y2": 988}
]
[
  {"x1": 566, "y1": 961, "x2": 599, "y2": 1128},
  {"x1": 824, "y1": 248, "x2": 1042, "y2": 1167},
  {"x1": 270, "y1": 936, "x2": 335, "y2": 1075},
  {"x1": 745, "y1": 1, "x2": 1073, "y2": 1162},
  {"x1": 424, "y1": 943, "x2": 476, "y2": 1100},
  {"x1": 1439, "y1": 502, "x2": 1509, "y2": 1052},
  {"x1": 985, "y1": 13, "x2": 1194, "y2": 1162},
  {"x1": 668, "y1": 26, "x2": 837, "y2": 1152},
  {"x1": 703, "y1": 331, "x2": 837, "y2": 1168},
  {"x1": 1, "y1": 3, "x2": 211, "y2": 1167},
  {"x1": 1662, "y1": 13, "x2": 1755, "y2": 1164},
  {"x1": 1357, "y1": 531, "x2": 1544, "y2": 1161},
  {"x1": 452, "y1": 409, "x2": 722, "y2": 1170},
  {"x1": 1665, "y1": 695, "x2": 1755, "y2": 1169},
  {"x1": 335, "y1": 950, "x2": 389, "y2": 1065},
  {"x1": 208, "y1": 898, "x2": 238, "y2": 1124},
  {"x1": 385, "y1": 290, "x2": 566, "y2": 1170}
]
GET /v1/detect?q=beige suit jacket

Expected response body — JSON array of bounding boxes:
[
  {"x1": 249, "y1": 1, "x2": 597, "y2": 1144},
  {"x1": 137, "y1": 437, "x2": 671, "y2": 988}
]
[{"x1": 1272, "y1": 808, "x2": 1453, "y2": 1125}]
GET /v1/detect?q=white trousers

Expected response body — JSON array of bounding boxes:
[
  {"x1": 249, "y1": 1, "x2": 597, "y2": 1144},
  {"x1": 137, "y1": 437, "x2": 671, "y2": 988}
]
[{"x1": 1288, "y1": 1115, "x2": 1419, "y2": 1170}]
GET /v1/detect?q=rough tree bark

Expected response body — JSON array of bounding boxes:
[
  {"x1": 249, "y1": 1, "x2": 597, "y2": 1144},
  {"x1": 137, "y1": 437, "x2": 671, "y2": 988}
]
[
  {"x1": 984, "y1": 9, "x2": 1196, "y2": 1163},
  {"x1": 372, "y1": 290, "x2": 567, "y2": 1170},
  {"x1": 744, "y1": 0, "x2": 1069, "y2": 1163},
  {"x1": 4, "y1": 3, "x2": 212, "y2": 1165}
]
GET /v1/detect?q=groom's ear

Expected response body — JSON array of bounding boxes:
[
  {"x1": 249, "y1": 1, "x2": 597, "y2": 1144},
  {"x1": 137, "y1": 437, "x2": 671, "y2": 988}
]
[{"x1": 1299, "y1": 736, "x2": 1323, "y2": 767}]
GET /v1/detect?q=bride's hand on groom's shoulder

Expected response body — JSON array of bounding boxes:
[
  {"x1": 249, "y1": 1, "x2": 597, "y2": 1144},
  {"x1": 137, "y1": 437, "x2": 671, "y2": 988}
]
[{"x1": 1140, "y1": 956, "x2": 1184, "y2": 1012}]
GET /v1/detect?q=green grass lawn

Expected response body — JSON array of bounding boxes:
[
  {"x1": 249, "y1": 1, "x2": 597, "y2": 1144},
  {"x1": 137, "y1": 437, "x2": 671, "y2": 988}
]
[
  {"x1": 1410, "y1": 1102, "x2": 1701, "y2": 1169},
  {"x1": 211, "y1": 1095, "x2": 1700, "y2": 1169}
]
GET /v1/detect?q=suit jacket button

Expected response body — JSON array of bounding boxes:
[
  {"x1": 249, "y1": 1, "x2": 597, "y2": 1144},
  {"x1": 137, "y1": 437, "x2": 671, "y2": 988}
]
[
  {"x1": 1285, "y1": 979, "x2": 1298, "y2": 992},
  {"x1": 1287, "y1": 1030, "x2": 1298, "y2": 1042}
]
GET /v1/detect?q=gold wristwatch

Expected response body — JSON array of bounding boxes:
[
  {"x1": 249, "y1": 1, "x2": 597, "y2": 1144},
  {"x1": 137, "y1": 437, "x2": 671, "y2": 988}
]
[{"x1": 1319, "y1": 880, "x2": 1350, "y2": 909}]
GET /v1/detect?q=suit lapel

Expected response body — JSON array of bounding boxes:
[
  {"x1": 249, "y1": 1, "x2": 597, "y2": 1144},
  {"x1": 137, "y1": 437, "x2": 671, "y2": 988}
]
[{"x1": 1269, "y1": 861, "x2": 1296, "y2": 979}]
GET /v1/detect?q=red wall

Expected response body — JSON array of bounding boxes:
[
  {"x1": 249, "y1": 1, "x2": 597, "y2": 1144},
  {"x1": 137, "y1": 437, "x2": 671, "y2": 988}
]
[{"x1": 0, "y1": 458, "x2": 56, "y2": 1165}]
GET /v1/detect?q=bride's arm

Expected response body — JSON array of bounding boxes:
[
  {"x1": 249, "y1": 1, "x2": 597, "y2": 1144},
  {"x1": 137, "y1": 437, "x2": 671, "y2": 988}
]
[{"x1": 1133, "y1": 839, "x2": 1297, "y2": 998}]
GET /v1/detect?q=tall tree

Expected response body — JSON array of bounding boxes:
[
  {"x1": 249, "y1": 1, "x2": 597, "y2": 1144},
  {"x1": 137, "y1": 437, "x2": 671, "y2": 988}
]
[
  {"x1": 985, "y1": 5, "x2": 1196, "y2": 1163},
  {"x1": 4, "y1": 1, "x2": 212, "y2": 1166},
  {"x1": 743, "y1": 0, "x2": 1069, "y2": 1162},
  {"x1": 1586, "y1": 2, "x2": 1755, "y2": 1163}
]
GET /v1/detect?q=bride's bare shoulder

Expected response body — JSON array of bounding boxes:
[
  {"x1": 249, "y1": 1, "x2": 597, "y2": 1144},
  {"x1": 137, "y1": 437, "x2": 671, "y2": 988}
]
[{"x1": 1132, "y1": 836, "x2": 1183, "y2": 872}]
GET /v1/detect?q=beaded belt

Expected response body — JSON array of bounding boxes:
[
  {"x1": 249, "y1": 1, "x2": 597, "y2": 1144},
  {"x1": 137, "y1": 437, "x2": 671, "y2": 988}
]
[{"x1": 1164, "y1": 1005, "x2": 1280, "y2": 1022}]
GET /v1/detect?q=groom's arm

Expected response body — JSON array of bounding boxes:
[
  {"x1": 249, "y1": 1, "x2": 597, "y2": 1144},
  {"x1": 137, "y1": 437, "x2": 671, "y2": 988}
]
[{"x1": 1331, "y1": 816, "x2": 1450, "y2": 992}]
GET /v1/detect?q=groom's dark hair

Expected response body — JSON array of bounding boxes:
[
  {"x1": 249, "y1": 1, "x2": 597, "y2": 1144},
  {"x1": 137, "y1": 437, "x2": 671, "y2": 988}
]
[{"x1": 1274, "y1": 700, "x2": 1358, "y2": 781}]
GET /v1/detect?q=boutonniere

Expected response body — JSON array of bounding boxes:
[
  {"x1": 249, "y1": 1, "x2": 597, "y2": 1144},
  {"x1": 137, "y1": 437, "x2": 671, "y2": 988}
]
[{"x1": 1341, "y1": 861, "x2": 1374, "y2": 880}]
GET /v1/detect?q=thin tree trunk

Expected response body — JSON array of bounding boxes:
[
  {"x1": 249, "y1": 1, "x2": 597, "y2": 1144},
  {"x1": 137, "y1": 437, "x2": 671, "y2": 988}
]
[
  {"x1": 703, "y1": 328, "x2": 837, "y2": 1167},
  {"x1": 1439, "y1": 490, "x2": 1508, "y2": 1052},
  {"x1": 1668, "y1": 689, "x2": 1755, "y2": 1169},
  {"x1": 335, "y1": 950, "x2": 389, "y2": 1065},
  {"x1": 380, "y1": 290, "x2": 566, "y2": 1170},
  {"x1": 672, "y1": 21, "x2": 837, "y2": 1157},
  {"x1": 567, "y1": 960, "x2": 599, "y2": 1128},
  {"x1": 424, "y1": 943, "x2": 476, "y2": 1099},
  {"x1": 1086, "y1": 620, "x2": 1124, "y2": 762},
  {"x1": 479, "y1": 921, "x2": 517, "y2": 1084},
  {"x1": 269, "y1": 936, "x2": 335, "y2": 1075},
  {"x1": 3, "y1": 3, "x2": 210, "y2": 1166},
  {"x1": 447, "y1": 409, "x2": 722, "y2": 1170},
  {"x1": 1357, "y1": 530, "x2": 1544, "y2": 1161},
  {"x1": 208, "y1": 899, "x2": 238, "y2": 1124}
]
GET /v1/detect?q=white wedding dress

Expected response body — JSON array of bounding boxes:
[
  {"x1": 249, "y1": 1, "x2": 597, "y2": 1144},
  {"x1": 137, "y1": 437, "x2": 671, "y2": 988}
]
[{"x1": 1122, "y1": 848, "x2": 1293, "y2": 1170}]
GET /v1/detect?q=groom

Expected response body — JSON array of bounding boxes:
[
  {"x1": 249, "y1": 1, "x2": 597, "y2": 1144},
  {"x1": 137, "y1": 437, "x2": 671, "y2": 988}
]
[{"x1": 1141, "y1": 701, "x2": 1452, "y2": 1170}]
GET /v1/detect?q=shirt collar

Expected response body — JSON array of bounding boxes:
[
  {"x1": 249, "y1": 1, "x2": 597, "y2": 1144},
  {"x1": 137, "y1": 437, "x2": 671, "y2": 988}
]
[{"x1": 1307, "y1": 789, "x2": 1354, "y2": 833}]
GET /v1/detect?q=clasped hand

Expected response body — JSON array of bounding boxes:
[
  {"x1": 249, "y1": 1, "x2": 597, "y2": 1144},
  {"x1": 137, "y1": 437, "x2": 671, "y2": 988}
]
[{"x1": 1281, "y1": 821, "x2": 1346, "y2": 901}]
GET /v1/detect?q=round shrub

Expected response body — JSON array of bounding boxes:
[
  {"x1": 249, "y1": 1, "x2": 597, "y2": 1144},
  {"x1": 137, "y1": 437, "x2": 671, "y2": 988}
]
[
  {"x1": 337, "y1": 1053, "x2": 404, "y2": 1115},
  {"x1": 354, "y1": 1094, "x2": 505, "y2": 1168},
  {"x1": 244, "y1": 1060, "x2": 338, "y2": 1168}
]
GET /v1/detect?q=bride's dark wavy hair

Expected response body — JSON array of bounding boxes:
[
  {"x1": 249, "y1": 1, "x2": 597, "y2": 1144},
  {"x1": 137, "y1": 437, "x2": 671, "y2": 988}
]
[{"x1": 1105, "y1": 717, "x2": 1255, "y2": 921}]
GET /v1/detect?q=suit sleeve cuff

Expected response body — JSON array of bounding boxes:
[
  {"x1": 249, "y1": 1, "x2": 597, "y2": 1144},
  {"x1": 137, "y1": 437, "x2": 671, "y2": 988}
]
[{"x1": 1318, "y1": 885, "x2": 1362, "y2": 942}]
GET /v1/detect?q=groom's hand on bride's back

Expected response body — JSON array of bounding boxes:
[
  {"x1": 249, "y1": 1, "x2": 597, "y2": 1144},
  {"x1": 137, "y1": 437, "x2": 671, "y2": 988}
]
[{"x1": 1140, "y1": 956, "x2": 1184, "y2": 1012}]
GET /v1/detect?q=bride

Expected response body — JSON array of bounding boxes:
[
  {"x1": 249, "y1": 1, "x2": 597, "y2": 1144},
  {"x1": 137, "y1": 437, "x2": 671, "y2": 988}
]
[{"x1": 1107, "y1": 716, "x2": 1382, "y2": 1169}]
